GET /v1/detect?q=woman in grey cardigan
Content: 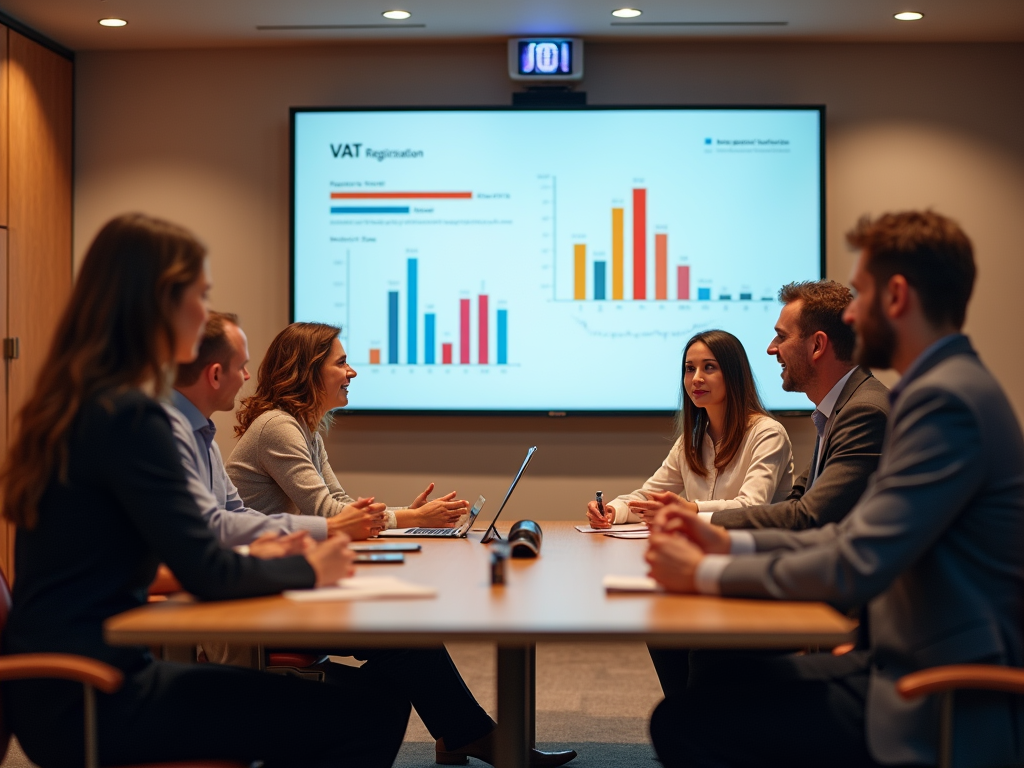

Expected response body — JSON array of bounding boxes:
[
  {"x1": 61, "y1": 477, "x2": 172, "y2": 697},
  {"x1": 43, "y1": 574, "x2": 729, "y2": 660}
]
[{"x1": 226, "y1": 321, "x2": 577, "y2": 768}]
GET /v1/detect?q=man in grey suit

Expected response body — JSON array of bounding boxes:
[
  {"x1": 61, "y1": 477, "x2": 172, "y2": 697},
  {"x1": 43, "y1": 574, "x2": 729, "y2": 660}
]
[
  {"x1": 646, "y1": 210, "x2": 1024, "y2": 768},
  {"x1": 711, "y1": 280, "x2": 890, "y2": 530}
]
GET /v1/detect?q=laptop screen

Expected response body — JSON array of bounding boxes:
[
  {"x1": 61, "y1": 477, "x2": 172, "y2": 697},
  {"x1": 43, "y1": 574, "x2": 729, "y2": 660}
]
[
  {"x1": 456, "y1": 495, "x2": 487, "y2": 535},
  {"x1": 480, "y1": 446, "x2": 538, "y2": 542}
]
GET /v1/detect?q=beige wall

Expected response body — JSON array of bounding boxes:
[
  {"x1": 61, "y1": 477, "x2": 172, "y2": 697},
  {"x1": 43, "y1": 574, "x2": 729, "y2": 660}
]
[{"x1": 74, "y1": 41, "x2": 1024, "y2": 520}]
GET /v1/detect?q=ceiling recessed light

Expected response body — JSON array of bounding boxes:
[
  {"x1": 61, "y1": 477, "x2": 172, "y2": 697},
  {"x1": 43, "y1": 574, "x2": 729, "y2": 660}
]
[
  {"x1": 98, "y1": 18, "x2": 128, "y2": 27},
  {"x1": 612, "y1": 8, "x2": 643, "y2": 18},
  {"x1": 382, "y1": 10, "x2": 412, "y2": 20},
  {"x1": 894, "y1": 11, "x2": 924, "y2": 21}
]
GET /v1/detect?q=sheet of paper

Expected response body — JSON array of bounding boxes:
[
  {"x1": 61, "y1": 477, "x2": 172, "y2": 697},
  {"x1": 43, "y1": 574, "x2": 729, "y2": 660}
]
[
  {"x1": 575, "y1": 523, "x2": 649, "y2": 534},
  {"x1": 604, "y1": 531, "x2": 651, "y2": 539},
  {"x1": 284, "y1": 576, "x2": 437, "y2": 602},
  {"x1": 603, "y1": 575, "x2": 662, "y2": 593}
]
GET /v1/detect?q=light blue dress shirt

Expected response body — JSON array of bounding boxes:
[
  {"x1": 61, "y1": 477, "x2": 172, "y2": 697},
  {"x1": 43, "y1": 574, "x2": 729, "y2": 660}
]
[{"x1": 164, "y1": 390, "x2": 328, "y2": 547}]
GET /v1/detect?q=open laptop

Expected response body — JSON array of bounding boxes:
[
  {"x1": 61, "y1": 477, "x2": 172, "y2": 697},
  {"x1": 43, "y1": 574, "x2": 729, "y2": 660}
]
[{"x1": 377, "y1": 446, "x2": 537, "y2": 539}]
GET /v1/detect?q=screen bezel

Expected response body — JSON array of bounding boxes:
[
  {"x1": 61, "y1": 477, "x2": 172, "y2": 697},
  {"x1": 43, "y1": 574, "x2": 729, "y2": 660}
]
[{"x1": 290, "y1": 104, "x2": 826, "y2": 417}]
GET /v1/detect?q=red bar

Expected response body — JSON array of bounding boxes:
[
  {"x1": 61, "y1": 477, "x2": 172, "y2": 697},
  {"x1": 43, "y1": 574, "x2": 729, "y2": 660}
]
[
  {"x1": 655, "y1": 233, "x2": 668, "y2": 300},
  {"x1": 677, "y1": 266, "x2": 690, "y2": 300},
  {"x1": 330, "y1": 191, "x2": 473, "y2": 199},
  {"x1": 478, "y1": 295, "x2": 489, "y2": 365},
  {"x1": 633, "y1": 188, "x2": 646, "y2": 299},
  {"x1": 442, "y1": 343, "x2": 453, "y2": 365},
  {"x1": 460, "y1": 299, "x2": 470, "y2": 364}
]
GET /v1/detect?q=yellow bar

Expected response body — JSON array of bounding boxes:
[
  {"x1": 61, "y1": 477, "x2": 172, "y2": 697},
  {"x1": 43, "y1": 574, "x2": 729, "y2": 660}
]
[
  {"x1": 612, "y1": 208, "x2": 624, "y2": 300},
  {"x1": 574, "y1": 244, "x2": 586, "y2": 300}
]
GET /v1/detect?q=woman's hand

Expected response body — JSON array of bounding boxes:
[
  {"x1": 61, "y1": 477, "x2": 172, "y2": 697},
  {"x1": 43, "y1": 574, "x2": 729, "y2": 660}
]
[
  {"x1": 400, "y1": 489, "x2": 469, "y2": 528},
  {"x1": 585, "y1": 500, "x2": 612, "y2": 529},
  {"x1": 248, "y1": 531, "x2": 315, "y2": 559},
  {"x1": 628, "y1": 491, "x2": 696, "y2": 524},
  {"x1": 304, "y1": 533, "x2": 356, "y2": 587},
  {"x1": 327, "y1": 496, "x2": 388, "y2": 540}
]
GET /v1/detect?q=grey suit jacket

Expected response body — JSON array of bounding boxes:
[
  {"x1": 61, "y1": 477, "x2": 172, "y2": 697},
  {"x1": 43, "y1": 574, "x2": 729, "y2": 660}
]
[
  {"x1": 719, "y1": 336, "x2": 1024, "y2": 768},
  {"x1": 711, "y1": 367, "x2": 889, "y2": 530}
]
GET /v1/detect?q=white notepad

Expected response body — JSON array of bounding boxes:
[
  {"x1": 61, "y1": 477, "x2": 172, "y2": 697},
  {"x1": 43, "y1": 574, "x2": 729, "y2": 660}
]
[
  {"x1": 575, "y1": 523, "x2": 649, "y2": 534},
  {"x1": 284, "y1": 576, "x2": 437, "y2": 602},
  {"x1": 602, "y1": 575, "x2": 663, "y2": 593},
  {"x1": 604, "y1": 531, "x2": 651, "y2": 539}
]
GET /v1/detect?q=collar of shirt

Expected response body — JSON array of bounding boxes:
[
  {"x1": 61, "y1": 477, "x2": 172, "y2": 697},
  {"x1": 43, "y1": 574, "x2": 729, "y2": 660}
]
[
  {"x1": 815, "y1": 367, "x2": 857, "y2": 421},
  {"x1": 170, "y1": 389, "x2": 217, "y2": 441},
  {"x1": 888, "y1": 333, "x2": 965, "y2": 405}
]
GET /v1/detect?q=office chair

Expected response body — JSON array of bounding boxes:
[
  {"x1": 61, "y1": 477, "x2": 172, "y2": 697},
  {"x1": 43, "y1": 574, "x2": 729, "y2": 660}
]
[
  {"x1": 0, "y1": 568, "x2": 247, "y2": 768},
  {"x1": 897, "y1": 664, "x2": 1024, "y2": 768}
]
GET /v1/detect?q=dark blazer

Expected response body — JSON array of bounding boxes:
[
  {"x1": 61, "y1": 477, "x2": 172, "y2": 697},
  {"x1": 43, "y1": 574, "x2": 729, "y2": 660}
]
[
  {"x1": 719, "y1": 336, "x2": 1024, "y2": 768},
  {"x1": 2, "y1": 389, "x2": 314, "y2": 671},
  {"x1": 711, "y1": 366, "x2": 889, "y2": 530}
]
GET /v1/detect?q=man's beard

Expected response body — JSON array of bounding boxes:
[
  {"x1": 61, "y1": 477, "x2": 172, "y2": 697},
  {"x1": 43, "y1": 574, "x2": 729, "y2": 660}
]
[
  {"x1": 779, "y1": 352, "x2": 812, "y2": 393},
  {"x1": 853, "y1": 292, "x2": 897, "y2": 369}
]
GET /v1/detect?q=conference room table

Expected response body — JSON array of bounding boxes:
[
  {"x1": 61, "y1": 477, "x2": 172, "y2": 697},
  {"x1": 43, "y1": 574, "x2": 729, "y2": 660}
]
[{"x1": 105, "y1": 521, "x2": 855, "y2": 768}]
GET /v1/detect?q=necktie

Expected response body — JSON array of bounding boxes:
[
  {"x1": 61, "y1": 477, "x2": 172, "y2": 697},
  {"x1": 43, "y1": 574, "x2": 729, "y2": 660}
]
[{"x1": 808, "y1": 409, "x2": 828, "y2": 489}]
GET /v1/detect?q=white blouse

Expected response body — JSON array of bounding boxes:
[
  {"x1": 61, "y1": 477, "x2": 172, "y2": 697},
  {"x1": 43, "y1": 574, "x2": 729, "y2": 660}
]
[{"x1": 607, "y1": 415, "x2": 794, "y2": 524}]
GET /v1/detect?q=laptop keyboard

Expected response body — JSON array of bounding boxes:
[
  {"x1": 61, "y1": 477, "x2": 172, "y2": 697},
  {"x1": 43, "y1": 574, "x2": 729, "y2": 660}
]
[{"x1": 405, "y1": 528, "x2": 457, "y2": 536}]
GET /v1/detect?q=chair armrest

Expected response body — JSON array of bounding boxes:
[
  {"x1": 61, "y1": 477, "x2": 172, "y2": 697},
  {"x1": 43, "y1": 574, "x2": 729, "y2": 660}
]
[
  {"x1": 0, "y1": 653, "x2": 124, "y2": 693},
  {"x1": 897, "y1": 664, "x2": 1024, "y2": 700},
  {"x1": 148, "y1": 565, "x2": 183, "y2": 596}
]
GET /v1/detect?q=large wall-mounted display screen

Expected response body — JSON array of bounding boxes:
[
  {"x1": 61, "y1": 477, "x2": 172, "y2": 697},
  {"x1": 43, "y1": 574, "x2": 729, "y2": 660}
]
[{"x1": 292, "y1": 107, "x2": 823, "y2": 413}]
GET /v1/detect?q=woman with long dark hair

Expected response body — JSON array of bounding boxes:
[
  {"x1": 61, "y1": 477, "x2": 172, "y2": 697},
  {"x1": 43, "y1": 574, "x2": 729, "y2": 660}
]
[
  {"x1": 226, "y1": 322, "x2": 577, "y2": 768},
  {"x1": 586, "y1": 329, "x2": 793, "y2": 527},
  {"x1": 0, "y1": 214, "x2": 408, "y2": 768}
]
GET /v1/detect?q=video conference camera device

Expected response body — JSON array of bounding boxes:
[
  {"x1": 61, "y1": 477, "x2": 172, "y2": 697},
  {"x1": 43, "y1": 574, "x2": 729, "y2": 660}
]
[{"x1": 508, "y1": 520, "x2": 543, "y2": 558}]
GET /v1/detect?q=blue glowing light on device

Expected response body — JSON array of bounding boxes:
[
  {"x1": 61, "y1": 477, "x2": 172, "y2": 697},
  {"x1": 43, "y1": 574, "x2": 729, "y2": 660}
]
[{"x1": 508, "y1": 38, "x2": 584, "y2": 81}]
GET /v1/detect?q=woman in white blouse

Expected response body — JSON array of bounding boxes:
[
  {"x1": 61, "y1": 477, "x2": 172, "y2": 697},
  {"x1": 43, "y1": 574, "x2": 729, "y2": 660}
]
[{"x1": 586, "y1": 329, "x2": 793, "y2": 528}]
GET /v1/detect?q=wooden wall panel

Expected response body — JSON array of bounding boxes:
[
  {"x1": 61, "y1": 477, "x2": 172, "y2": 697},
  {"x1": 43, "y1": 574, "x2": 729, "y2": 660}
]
[
  {"x1": 0, "y1": 230, "x2": 9, "y2": 580},
  {"x1": 7, "y1": 30, "x2": 72, "y2": 428},
  {"x1": 0, "y1": 26, "x2": 8, "y2": 227}
]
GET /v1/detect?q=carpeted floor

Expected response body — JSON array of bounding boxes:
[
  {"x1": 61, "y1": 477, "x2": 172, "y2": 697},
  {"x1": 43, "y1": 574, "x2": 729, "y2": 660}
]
[{"x1": 1, "y1": 642, "x2": 665, "y2": 767}]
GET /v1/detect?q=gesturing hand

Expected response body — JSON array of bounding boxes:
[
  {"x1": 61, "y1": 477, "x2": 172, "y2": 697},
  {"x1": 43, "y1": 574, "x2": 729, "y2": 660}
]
[
  {"x1": 328, "y1": 496, "x2": 389, "y2": 540},
  {"x1": 403, "y1": 485, "x2": 469, "y2": 528},
  {"x1": 651, "y1": 503, "x2": 731, "y2": 555},
  {"x1": 645, "y1": 533, "x2": 705, "y2": 593},
  {"x1": 305, "y1": 533, "x2": 356, "y2": 587},
  {"x1": 628, "y1": 491, "x2": 698, "y2": 524},
  {"x1": 409, "y1": 483, "x2": 436, "y2": 509},
  {"x1": 248, "y1": 531, "x2": 315, "y2": 559}
]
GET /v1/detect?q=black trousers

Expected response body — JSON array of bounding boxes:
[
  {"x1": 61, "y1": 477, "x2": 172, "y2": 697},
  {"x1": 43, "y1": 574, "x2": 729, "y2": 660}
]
[
  {"x1": 649, "y1": 649, "x2": 908, "y2": 768},
  {"x1": 4, "y1": 659, "x2": 410, "y2": 768},
  {"x1": 313, "y1": 646, "x2": 495, "y2": 750}
]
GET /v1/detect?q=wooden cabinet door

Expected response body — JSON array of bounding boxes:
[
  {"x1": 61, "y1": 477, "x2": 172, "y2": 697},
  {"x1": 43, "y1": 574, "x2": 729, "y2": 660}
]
[{"x1": 0, "y1": 26, "x2": 8, "y2": 228}]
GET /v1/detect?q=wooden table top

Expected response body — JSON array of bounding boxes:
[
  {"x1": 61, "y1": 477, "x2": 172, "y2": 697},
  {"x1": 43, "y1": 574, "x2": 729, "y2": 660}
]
[{"x1": 105, "y1": 522, "x2": 855, "y2": 648}]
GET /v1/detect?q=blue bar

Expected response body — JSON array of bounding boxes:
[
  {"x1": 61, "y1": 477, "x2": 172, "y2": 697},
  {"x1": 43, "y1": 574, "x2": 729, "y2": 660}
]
[
  {"x1": 739, "y1": 293, "x2": 753, "y2": 300},
  {"x1": 331, "y1": 206, "x2": 410, "y2": 214},
  {"x1": 497, "y1": 310, "x2": 508, "y2": 365},
  {"x1": 698, "y1": 287, "x2": 711, "y2": 300},
  {"x1": 407, "y1": 259, "x2": 418, "y2": 364},
  {"x1": 425, "y1": 313, "x2": 436, "y2": 364},
  {"x1": 388, "y1": 291, "x2": 399, "y2": 364},
  {"x1": 719, "y1": 294, "x2": 732, "y2": 300},
  {"x1": 594, "y1": 261, "x2": 606, "y2": 300}
]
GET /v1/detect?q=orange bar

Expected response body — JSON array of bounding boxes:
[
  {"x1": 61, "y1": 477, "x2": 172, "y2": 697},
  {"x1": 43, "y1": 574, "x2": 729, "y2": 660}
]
[
  {"x1": 574, "y1": 244, "x2": 586, "y2": 300},
  {"x1": 369, "y1": 348, "x2": 381, "y2": 364},
  {"x1": 330, "y1": 191, "x2": 473, "y2": 199},
  {"x1": 612, "y1": 208, "x2": 624, "y2": 300},
  {"x1": 655, "y1": 233, "x2": 668, "y2": 300}
]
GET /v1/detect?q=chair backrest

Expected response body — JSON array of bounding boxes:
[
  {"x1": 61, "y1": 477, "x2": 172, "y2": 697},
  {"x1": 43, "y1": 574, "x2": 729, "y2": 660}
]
[{"x1": 0, "y1": 566, "x2": 13, "y2": 761}]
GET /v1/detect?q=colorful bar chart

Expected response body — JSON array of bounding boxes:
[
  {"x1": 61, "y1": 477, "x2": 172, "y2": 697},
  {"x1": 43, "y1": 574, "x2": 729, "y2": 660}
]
[
  {"x1": 388, "y1": 291, "x2": 399, "y2": 363},
  {"x1": 574, "y1": 244, "x2": 586, "y2": 300},
  {"x1": 632, "y1": 188, "x2": 646, "y2": 299},
  {"x1": 677, "y1": 266, "x2": 690, "y2": 300}
]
